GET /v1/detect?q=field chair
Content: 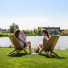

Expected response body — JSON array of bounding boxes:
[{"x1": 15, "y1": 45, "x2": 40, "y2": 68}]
[
  {"x1": 39, "y1": 35, "x2": 60, "y2": 57},
  {"x1": 7, "y1": 35, "x2": 28, "y2": 56}
]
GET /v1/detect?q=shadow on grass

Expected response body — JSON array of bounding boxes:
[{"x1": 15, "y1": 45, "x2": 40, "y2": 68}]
[
  {"x1": 40, "y1": 54, "x2": 66, "y2": 59},
  {"x1": 7, "y1": 53, "x2": 27, "y2": 57}
]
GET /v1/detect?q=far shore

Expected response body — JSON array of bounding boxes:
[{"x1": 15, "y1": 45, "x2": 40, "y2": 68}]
[{"x1": 0, "y1": 33, "x2": 68, "y2": 37}]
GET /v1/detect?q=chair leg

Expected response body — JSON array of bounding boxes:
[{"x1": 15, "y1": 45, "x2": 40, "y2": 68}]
[
  {"x1": 39, "y1": 50, "x2": 42, "y2": 55},
  {"x1": 14, "y1": 50, "x2": 22, "y2": 56},
  {"x1": 44, "y1": 51, "x2": 52, "y2": 57},
  {"x1": 7, "y1": 50, "x2": 16, "y2": 54},
  {"x1": 24, "y1": 49, "x2": 28, "y2": 54},
  {"x1": 52, "y1": 51, "x2": 61, "y2": 57},
  {"x1": 50, "y1": 52, "x2": 52, "y2": 55}
]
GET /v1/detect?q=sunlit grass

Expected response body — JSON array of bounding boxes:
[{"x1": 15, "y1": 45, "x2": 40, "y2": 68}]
[
  {"x1": 0, "y1": 48, "x2": 68, "y2": 68},
  {"x1": 0, "y1": 33, "x2": 13, "y2": 37}
]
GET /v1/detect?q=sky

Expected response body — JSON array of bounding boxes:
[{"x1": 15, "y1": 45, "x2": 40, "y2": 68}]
[{"x1": 0, "y1": 0, "x2": 68, "y2": 30}]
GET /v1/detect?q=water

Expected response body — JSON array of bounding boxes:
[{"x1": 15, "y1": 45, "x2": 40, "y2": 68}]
[{"x1": 0, "y1": 36, "x2": 68, "y2": 50}]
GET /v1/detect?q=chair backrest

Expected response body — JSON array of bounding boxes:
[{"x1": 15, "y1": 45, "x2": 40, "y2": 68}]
[
  {"x1": 43, "y1": 35, "x2": 59, "y2": 52},
  {"x1": 9, "y1": 35, "x2": 24, "y2": 50}
]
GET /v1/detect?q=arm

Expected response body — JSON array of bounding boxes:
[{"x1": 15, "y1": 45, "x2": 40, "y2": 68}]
[{"x1": 19, "y1": 36, "x2": 26, "y2": 43}]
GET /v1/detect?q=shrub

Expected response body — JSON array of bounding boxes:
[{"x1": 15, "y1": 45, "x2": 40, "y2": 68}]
[
  {"x1": 4, "y1": 46, "x2": 7, "y2": 48},
  {"x1": 9, "y1": 45, "x2": 13, "y2": 48}
]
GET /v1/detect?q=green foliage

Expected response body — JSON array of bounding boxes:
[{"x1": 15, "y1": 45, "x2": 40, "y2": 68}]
[
  {"x1": 37, "y1": 28, "x2": 42, "y2": 35},
  {"x1": 22, "y1": 28, "x2": 42, "y2": 36},
  {"x1": 1, "y1": 30, "x2": 9, "y2": 33},
  {"x1": 29, "y1": 30, "x2": 34, "y2": 34},
  {"x1": 4, "y1": 46, "x2": 7, "y2": 48},
  {"x1": 25, "y1": 33, "x2": 38, "y2": 36},
  {"x1": 6, "y1": 30, "x2": 9, "y2": 33},
  {"x1": 60, "y1": 34, "x2": 68, "y2": 36},
  {"x1": 9, "y1": 45, "x2": 13, "y2": 48},
  {"x1": 33, "y1": 28, "x2": 38, "y2": 34},
  {"x1": 59, "y1": 29, "x2": 68, "y2": 36},
  {"x1": 0, "y1": 28, "x2": 44, "y2": 36},
  {"x1": 10, "y1": 23, "x2": 19, "y2": 33},
  {"x1": 0, "y1": 48, "x2": 68, "y2": 68},
  {"x1": 1, "y1": 30, "x2": 6, "y2": 33},
  {"x1": 0, "y1": 33, "x2": 13, "y2": 37}
]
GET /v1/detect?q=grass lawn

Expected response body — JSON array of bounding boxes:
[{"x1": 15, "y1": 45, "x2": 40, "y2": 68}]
[{"x1": 0, "y1": 48, "x2": 68, "y2": 68}]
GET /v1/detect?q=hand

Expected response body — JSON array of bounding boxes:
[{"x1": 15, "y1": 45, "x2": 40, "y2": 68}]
[{"x1": 39, "y1": 44, "x2": 43, "y2": 48}]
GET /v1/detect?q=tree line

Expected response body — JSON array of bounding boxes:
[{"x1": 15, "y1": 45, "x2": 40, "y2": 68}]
[
  {"x1": 1, "y1": 23, "x2": 68, "y2": 36},
  {"x1": 0, "y1": 23, "x2": 42, "y2": 36}
]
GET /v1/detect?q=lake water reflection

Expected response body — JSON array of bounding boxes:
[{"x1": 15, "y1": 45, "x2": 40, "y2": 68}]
[{"x1": 0, "y1": 36, "x2": 68, "y2": 50}]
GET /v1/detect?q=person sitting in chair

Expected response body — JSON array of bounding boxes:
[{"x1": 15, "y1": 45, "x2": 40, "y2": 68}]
[
  {"x1": 14, "y1": 29, "x2": 33, "y2": 54},
  {"x1": 34, "y1": 29, "x2": 49, "y2": 53}
]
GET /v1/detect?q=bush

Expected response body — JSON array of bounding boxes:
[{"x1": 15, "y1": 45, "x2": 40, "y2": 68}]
[
  {"x1": 25, "y1": 33, "x2": 38, "y2": 36},
  {"x1": 9, "y1": 45, "x2": 13, "y2": 48},
  {"x1": 60, "y1": 34, "x2": 68, "y2": 36},
  {"x1": 0, "y1": 33, "x2": 13, "y2": 37},
  {"x1": 4, "y1": 46, "x2": 7, "y2": 48}
]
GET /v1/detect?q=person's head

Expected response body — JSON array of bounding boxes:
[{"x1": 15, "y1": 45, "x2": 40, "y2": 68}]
[
  {"x1": 14, "y1": 29, "x2": 21, "y2": 38},
  {"x1": 41, "y1": 29, "x2": 49, "y2": 38}
]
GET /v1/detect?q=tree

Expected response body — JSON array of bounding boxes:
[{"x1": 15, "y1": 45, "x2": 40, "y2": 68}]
[
  {"x1": 29, "y1": 30, "x2": 34, "y2": 34},
  {"x1": 6, "y1": 29, "x2": 9, "y2": 33},
  {"x1": 10, "y1": 23, "x2": 19, "y2": 33},
  {"x1": 37, "y1": 28, "x2": 42, "y2": 35},
  {"x1": 33, "y1": 28, "x2": 38, "y2": 34}
]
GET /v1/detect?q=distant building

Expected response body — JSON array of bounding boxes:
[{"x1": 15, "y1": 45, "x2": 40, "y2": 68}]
[
  {"x1": 1, "y1": 29, "x2": 6, "y2": 31},
  {"x1": 38, "y1": 27, "x2": 61, "y2": 35},
  {"x1": 0, "y1": 28, "x2": 10, "y2": 32}
]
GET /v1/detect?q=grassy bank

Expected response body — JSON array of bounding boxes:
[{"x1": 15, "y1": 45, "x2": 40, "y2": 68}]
[
  {"x1": 25, "y1": 33, "x2": 38, "y2": 36},
  {"x1": 0, "y1": 33, "x2": 13, "y2": 37},
  {"x1": 0, "y1": 33, "x2": 68, "y2": 37},
  {"x1": 0, "y1": 48, "x2": 68, "y2": 68},
  {"x1": 60, "y1": 34, "x2": 68, "y2": 36},
  {"x1": 0, "y1": 33, "x2": 38, "y2": 37}
]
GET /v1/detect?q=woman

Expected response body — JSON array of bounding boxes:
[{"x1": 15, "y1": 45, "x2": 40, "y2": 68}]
[
  {"x1": 34, "y1": 29, "x2": 49, "y2": 53},
  {"x1": 14, "y1": 29, "x2": 33, "y2": 54}
]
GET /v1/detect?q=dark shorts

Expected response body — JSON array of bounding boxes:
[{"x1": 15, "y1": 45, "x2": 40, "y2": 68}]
[{"x1": 23, "y1": 43, "x2": 27, "y2": 47}]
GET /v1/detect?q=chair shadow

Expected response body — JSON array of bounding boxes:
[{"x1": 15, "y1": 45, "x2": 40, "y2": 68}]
[
  {"x1": 40, "y1": 54, "x2": 66, "y2": 59},
  {"x1": 7, "y1": 53, "x2": 27, "y2": 57}
]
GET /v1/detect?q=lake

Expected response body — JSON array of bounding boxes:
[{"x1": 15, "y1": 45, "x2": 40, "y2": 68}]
[{"x1": 0, "y1": 36, "x2": 68, "y2": 50}]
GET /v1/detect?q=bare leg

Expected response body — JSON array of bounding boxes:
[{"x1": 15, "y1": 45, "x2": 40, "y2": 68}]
[
  {"x1": 26, "y1": 41, "x2": 31, "y2": 51},
  {"x1": 36, "y1": 44, "x2": 43, "y2": 52},
  {"x1": 36, "y1": 47, "x2": 39, "y2": 52}
]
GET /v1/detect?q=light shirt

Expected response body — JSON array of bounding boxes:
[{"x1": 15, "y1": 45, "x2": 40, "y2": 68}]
[{"x1": 16, "y1": 38, "x2": 24, "y2": 47}]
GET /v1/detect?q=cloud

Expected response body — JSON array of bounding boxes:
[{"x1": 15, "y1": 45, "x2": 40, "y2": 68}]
[
  {"x1": 0, "y1": 17, "x2": 50, "y2": 29},
  {"x1": 0, "y1": 17, "x2": 68, "y2": 30}
]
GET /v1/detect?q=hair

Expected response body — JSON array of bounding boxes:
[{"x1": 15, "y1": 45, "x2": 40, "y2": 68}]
[
  {"x1": 14, "y1": 29, "x2": 20, "y2": 38},
  {"x1": 41, "y1": 29, "x2": 49, "y2": 38}
]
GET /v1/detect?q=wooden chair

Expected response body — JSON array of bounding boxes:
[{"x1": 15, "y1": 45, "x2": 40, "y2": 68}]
[
  {"x1": 39, "y1": 35, "x2": 60, "y2": 57},
  {"x1": 7, "y1": 35, "x2": 28, "y2": 56}
]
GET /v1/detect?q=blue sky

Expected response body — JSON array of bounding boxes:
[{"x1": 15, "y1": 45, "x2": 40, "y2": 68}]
[{"x1": 0, "y1": 0, "x2": 68, "y2": 30}]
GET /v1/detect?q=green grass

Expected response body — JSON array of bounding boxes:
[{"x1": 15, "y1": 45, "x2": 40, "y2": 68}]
[
  {"x1": 0, "y1": 33, "x2": 38, "y2": 37},
  {"x1": 60, "y1": 34, "x2": 68, "y2": 36},
  {"x1": 0, "y1": 33, "x2": 13, "y2": 37},
  {"x1": 0, "y1": 48, "x2": 68, "y2": 68},
  {"x1": 0, "y1": 33, "x2": 68, "y2": 37}
]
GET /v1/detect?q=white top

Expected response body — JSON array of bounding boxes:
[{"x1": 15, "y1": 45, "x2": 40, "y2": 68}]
[
  {"x1": 19, "y1": 41, "x2": 24, "y2": 47},
  {"x1": 38, "y1": 35, "x2": 49, "y2": 46},
  {"x1": 16, "y1": 38, "x2": 24, "y2": 47},
  {"x1": 44, "y1": 35, "x2": 49, "y2": 45},
  {"x1": 44, "y1": 35, "x2": 49, "y2": 41}
]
